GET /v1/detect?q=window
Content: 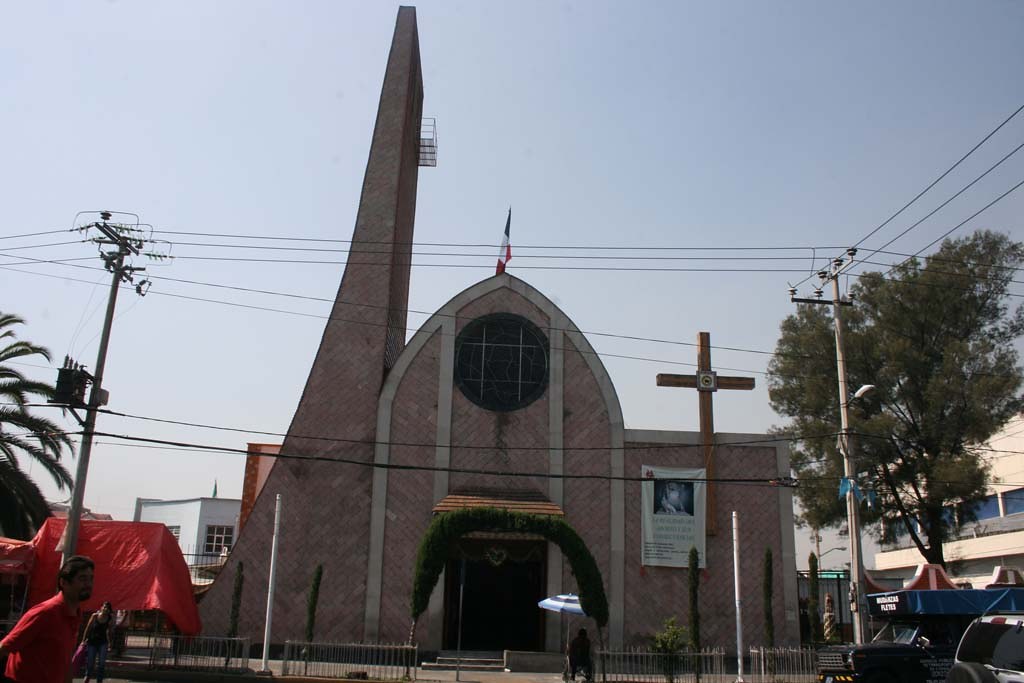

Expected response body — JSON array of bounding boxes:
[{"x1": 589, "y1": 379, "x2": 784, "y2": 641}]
[
  {"x1": 882, "y1": 518, "x2": 911, "y2": 543},
  {"x1": 204, "y1": 525, "x2": 234, "y2": 554},
  {"x1": 165, "y1": 525, "x2": 181, "y2": 540},
  {"x1": 453, "y1": 313, "x2": 549, "y2": 412},
  {"x1": 968, "y1": 494, "x2": 1000, "y2": 521},
  {"x1": 957, "y1": 618, "x2": 1024, "y2": 672},
  {"x1": 1004, "y1": 488, "x2": 1024, "y2": 516}
]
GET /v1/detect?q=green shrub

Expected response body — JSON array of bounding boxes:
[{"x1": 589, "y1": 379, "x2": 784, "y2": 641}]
[{"x1": 410, "y1": 507, "x2": 608, "y2": 631}]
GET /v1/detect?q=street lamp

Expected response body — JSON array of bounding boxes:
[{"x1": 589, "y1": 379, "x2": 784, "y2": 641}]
[
  {"x1": 838, "y1": 382, "x2": 874, "y2": 644},
  {"x1": 819, "y1": 546, "x2": 847, "y2": 568},
  {"x1": 853, "y1": 385, "x2": 875, "y2": 399}
]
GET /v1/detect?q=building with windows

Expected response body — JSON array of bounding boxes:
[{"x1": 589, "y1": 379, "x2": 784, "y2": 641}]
[
  {"x1": 873, "y1": 415, "x2": 1024, "y2": 587},
  {"x1": 133, "y1": 496, "x2": 241, "y2": 586}
]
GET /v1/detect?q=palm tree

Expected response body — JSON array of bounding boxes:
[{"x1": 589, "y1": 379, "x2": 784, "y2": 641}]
[{"x1": 0, "y1": 313, "x2": 73, "y2": 539}]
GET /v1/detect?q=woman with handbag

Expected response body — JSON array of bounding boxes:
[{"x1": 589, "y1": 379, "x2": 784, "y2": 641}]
[{"x1": 81, "y1": 601, "x2": 114, "y2": 683}]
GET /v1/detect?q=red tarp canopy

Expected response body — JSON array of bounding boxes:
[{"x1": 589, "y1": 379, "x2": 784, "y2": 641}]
[
  {"x1": 903, "y1": 563, "x2": 960, "y2": 590},
  {"x1": 0, "y1": 537, "x2": 34, "y2": 575},
  {"x1": 28, "y1": 518, "x2": 201, "y2": 634}
]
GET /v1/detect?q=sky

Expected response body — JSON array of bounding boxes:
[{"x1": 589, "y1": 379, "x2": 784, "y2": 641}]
[{"x1": 1, "y1": 1, "x2": 1023, "y2": 571}]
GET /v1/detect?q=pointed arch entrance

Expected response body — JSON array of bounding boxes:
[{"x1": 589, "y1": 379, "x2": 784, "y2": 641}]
[{"x1": 409, "y1": 507, "x2": 609, "y2": 649}]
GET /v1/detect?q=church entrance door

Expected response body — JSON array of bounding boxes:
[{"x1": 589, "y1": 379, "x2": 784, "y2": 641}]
[{"x1": 443, "y1": 537, "x2": 546, "y2": 652}]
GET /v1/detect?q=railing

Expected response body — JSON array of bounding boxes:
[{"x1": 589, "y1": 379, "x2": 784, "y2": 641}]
[
  {"x1": 281, "y1": 641, "x2": 418, "y2": 680},
  {"x1": 748, "y1": 646, "x2": 818, "y2": 683},
  {"x1": 596, "y1": 648, "x2": 726, "y2": 683},
  {"x1": 147, "y1": 634, "x2": 251, "y2": 672}
]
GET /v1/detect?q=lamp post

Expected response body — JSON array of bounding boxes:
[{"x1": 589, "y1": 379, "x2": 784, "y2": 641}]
[
  {"x1": 790, "y1": 251, "x2": 873, "y2": 644},
  {"x1": 832, "y1": 267, "x2": 873, "y2": 644},
  {"x1": 837, "y1": 369, "x2": 874, "y2": 646},
  {"x1": 818, "y1": 546, "x2": 847, "y2": 568}
]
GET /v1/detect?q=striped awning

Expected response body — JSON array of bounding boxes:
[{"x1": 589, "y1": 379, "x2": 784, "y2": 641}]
[{"x1": 432, "y1": 489, "x2": 564, "y2": 516}]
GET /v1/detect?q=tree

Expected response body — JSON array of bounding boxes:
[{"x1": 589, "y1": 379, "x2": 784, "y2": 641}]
[
  {"x1": 227, "y1": 561, "x2": 244, "y2": 638},
  {"x1": 768, "y1": 231, "x2": 1024, "y2": 567},
  {"x1": 688, "y1": 547, "x2": 702, "y2": 682},
  {"x1": 0, "y1": 313, "x2": 73, "y2": 539},
  {"x1": 305, "y1": 564, "x2": 323, "y2": 643},
  {"x1": 651, "y1": 617, "x2": 688, "y2": 683},
  {"x1": 763, "y1": 547, "x2": 774, "y2": 647},
  {"x1": 688, "y1": 546, "x2": 700, "y2": 651},
  {"x1": 807, "y1": 553, "x2": 821, "y2": 644}
]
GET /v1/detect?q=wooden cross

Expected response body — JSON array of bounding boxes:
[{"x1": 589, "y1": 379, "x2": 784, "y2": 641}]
[{"x1": 656, "y1": 331, "x2": 755, "y2": 535}]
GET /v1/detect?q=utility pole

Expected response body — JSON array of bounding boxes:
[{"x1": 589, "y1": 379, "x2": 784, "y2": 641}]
[
  {"x1": 62, "y1": 211, "x2": 153, "y2": 563},
  {"x1": 790, "y1": 248, "x2": 868, "y2": 645}
]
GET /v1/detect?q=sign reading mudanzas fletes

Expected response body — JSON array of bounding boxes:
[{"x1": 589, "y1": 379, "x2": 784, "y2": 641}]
[{"x1": 641, "y1": 466, "x2": 707, "y2": 568}]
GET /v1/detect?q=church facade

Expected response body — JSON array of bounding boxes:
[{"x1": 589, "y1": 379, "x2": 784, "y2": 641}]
[{"x1": 199, "y1": 7, "x2": 799, "y2": 652}]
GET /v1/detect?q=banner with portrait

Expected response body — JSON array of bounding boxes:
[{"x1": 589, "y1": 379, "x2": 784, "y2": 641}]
[{"x1": 641, "y1": 465, "x2": 706, "y2": 568}]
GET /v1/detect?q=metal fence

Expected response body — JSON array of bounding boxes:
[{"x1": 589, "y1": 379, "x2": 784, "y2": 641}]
[
  {"x1": 146, "y1": 634, "x2": 251, "y2": 672},
  {"x1": 748, "y1": 647, "x2": 818, "y2": 683},
  {"x1": 595, "y1": 648, "x2": 726, "y2": 683},
  {"x1": 281, "y1": 641, "x2": 418, "y2": 680}
]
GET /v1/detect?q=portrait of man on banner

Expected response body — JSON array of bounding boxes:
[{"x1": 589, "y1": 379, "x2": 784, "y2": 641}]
[
  {"x1": 654, "y1": 480, "x2": 694, "y2": 516},
  {"x1": 641, "y1": 466, "x2": 706, "y2": 568}
]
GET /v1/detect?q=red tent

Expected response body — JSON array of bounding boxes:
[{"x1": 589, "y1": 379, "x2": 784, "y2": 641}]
[
  {"x1": 0, "y1": 537, "x2": 34, "y2": 575},
  {"x1": 27, "y1": 518, "x2": 201, "y2": 634},
  {"x1": 903, "y1": 563, "x2": 959, "y2": 590}
]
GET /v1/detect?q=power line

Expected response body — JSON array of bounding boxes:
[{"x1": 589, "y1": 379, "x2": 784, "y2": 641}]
[
  {"x1": 11, "y1": 247, "x2": 1024, "y2": 294},
  {"x1": 90, "y1": 430, "x2": 793, "y2": 487},
  {"x1": 850, "y1": 102, "x2": 1024, "y2": 251},
  {"x1": 902, "y1": 176, "x2": 1024, "y2": 264},
  {"x1": 0, "y1": 239, "x2": 85, "y2": 251},
  {"x1": 13, "y1": 228, "x2": 848, "y2": 252},
  {"x1": 856, "y1": 139, "x2": 1024, "y2": 268},
  {"x1": 873, "y1": 248, "x2": 1022, "y2": 273},
  {"x1": 66, "y1": 430, "x2": 1024, "y2": 490},
  {"x1": 5, "y1": 254, "x2": 1022, "y2": 383},
  {"x1": 86, "y1": 405, "x2": 812, "y2": 451},
  {"x1": 792, "y1": 101, "x2": 1024, "y2": 290},
  {"x1": 0, "y1": 253, "x2": 808, "y2": 366},
  {"x1": 0, "y1": 229, "x2": 71, "y2": 240},
  {"x1": 11, "y1": 240, "x2": 1023, "y2": 286}
]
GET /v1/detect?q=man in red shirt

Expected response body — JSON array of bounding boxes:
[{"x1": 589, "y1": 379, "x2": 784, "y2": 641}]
[{"x1": 0, "y1": 555, "x2": 94, "y2": 683}]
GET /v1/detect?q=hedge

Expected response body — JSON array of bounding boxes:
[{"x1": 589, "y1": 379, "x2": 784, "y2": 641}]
[{"x1": 409, "y1": 507, "x2": 609, "y2": 630}]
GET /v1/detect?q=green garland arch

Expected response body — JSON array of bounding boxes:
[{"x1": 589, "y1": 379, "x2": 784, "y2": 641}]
[{"x1": 409, "y1": 507, "x2": 609, "y2": 637}]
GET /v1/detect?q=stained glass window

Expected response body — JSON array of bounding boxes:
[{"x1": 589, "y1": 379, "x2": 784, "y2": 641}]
[{"x1": 454, "y1": 314, "x2": 549, "y2": 411}]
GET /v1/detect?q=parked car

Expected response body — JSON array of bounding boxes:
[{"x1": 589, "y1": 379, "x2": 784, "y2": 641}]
[
  {"x1": 946, "y1": 614, "x2": 1024, "y2": 683},
  {"x1": 817, "y1": 588, "x2": 1024, "y2": 683}
]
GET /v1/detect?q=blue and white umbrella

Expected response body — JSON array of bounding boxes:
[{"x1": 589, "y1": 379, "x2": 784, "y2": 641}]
[{"x1": 538, "y1": 593, "x2": 587, "y2": 616}]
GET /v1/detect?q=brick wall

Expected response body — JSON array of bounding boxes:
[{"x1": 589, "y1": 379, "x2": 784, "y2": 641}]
[
  {"x1": 623, "y1": 443, "x2": 793, "y2": 647},
  {"x1": 198, "y1": 7, "x2": 423, "y2": 643}
]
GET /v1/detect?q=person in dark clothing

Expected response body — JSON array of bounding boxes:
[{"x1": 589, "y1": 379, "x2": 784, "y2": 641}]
[
  {"x1": 82, "y1": 601, "x2": 114, "y2": 683},
  {"x1": 568, "y1": 628, "x2": 592, "y2": 681}
]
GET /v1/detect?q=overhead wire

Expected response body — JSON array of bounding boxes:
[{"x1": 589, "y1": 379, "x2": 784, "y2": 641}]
[
  {"x1": 790, "y1": 100, "x2": 1024, "y2": 290},
  {"x1": 18, "y1": 402, "x2": 1024, "y2": 458},
  {"x1": 8, "y1": 244, "x2": 1024, "y2": 298},
  {"x1": 44, "y1": 428, "x2": 1024, "y2": 490},
  {"x1": 76, "y1": 428, "x2": 789, "y2": 486},
  {"x1": 850, "y1": 102, "x2": 1024, "y2": 251},
  {"x1": 9, "y1": 231, "x2": 1022, "y2": 275},
  {"x1": 854, "y1": 139, "x2": 1024, "y2": 268},
  {"x1": 3, "y1": 252, "x2": 1022, "y2": 382},
  {"x1": 8, "y1": 238, "x2": 1024, "y2": 287},
  {"x1": 0, "y1": 229, "x2": 71, "y2": 240},
  {"x1": 86, "y1": 405, "x2": 821, "y2": 451},
  {"x1": 899, "y1": 176, "x2": 1024, "y2": 265}
]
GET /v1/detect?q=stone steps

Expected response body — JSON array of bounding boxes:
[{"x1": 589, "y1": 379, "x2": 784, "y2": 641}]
[{"x1": 422, "y1": 651, "x2": 506, "y2": 672}]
